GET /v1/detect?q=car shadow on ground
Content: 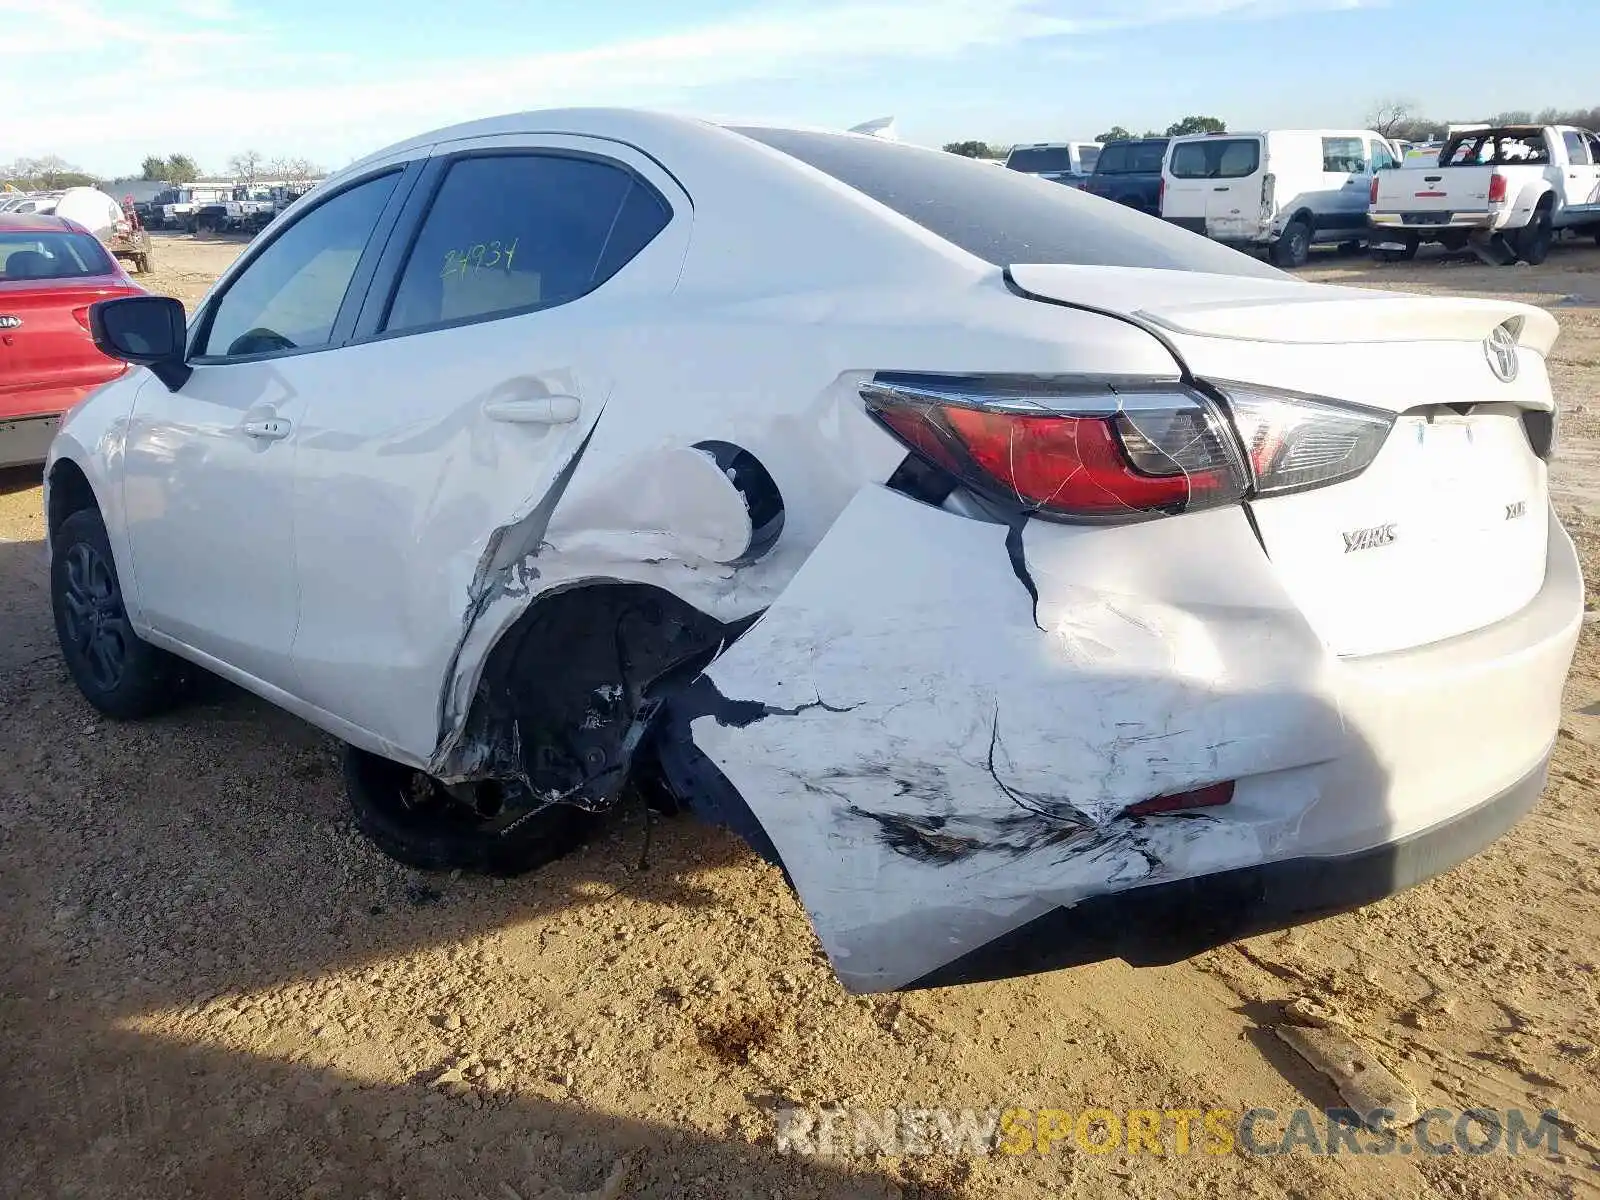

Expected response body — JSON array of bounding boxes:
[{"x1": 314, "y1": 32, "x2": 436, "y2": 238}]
[{"x1": 0, "y1": 529, "x2": 957, "y2": 1197}]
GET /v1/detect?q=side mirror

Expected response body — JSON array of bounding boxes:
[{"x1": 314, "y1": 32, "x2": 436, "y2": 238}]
[{"x1": 90, "y1": 295, "x2": 191, "y2": 391}]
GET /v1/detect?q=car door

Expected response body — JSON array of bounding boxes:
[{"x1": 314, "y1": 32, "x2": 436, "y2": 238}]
[
  {"x1": 120, "y1": 163, "x2": 419, "y2": 687},
  {"x1": 285, "y1": 137, "x2": 692, "y2": 757},
  {"x1": 1559, "y1": 130, "x2": 1600, "y2": 217},
  {"x1": 1320, "y1": 135, "x2": 1370, "y2": 237}
]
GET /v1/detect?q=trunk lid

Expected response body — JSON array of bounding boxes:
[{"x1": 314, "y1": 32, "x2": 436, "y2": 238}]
[
  {"x1": 1008, "y1": 263, "x2": 1557, "y2": 656},
  {"x1": 0, "y1": 277, "x2": 134, "y2": 407},
  {"x1": 1373, "y1": 164, "x2": 1492, "y2": 216}
]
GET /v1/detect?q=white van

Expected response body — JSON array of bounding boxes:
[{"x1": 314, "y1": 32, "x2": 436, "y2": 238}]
[{"x1": 1160, "y1": 129, "x2": 1399, "y2": 267}]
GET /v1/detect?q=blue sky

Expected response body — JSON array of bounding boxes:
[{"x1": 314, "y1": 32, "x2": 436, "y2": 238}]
[{"x1": 5, "y1": 0, "x2": 1598, "y2": 177}]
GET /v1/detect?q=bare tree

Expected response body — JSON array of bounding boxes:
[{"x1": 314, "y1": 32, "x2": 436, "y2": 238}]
[
  {"x1": 1365, "y1": 98, "x2": 1415, "y2": 138},
  {"x1": 227, "y1": 150, "x2": 264, "y2": 186}
]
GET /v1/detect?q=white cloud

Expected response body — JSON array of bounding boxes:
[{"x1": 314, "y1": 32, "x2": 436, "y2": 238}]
[{"x1": 3, "y1": 0, "x2": 1375, "y2": 173}]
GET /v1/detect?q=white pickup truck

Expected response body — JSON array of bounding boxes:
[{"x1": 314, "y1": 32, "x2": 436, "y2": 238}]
[{"x1": 1369, "y1": 125, "x2": 1600, "y2": 264}]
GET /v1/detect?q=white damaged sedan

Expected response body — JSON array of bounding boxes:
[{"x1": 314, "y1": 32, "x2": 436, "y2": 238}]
[{"x1": 48, "y1": 110, "x2": 1582, "y2": 993}]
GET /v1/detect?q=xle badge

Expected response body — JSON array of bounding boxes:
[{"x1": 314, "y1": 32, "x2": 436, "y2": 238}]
[
  {"x1": 1506, "y1": 500, "x2": 1527, "y2": 520},
  {"x1": 1343, "y1": 523, "x2": 1396, "y2": 553}
]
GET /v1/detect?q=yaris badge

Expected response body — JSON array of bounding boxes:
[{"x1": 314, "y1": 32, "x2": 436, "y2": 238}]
[{"x1": 1484, "y1": 324, "x2": 1518, "y2": 383}]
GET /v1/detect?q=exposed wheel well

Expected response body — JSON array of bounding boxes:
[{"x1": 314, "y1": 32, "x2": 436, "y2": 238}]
[
  {"x1": 47, "y1": 459, "x2": 98, "y2": 535},
  {"x1": 1287, "y1": 208, "x2": 1313, "y2": 229},
  {"x1": 446, "y1": 581, "x2": 753, "y2": 810}
]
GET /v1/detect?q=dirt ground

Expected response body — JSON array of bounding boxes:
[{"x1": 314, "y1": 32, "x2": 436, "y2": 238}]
[{"x1": 2, "y1": 232, "x2": 1599, "y2": 1199}]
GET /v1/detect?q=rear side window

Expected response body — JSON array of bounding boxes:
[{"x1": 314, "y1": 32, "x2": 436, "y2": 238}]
[
  {"x1": 1094, "y1": 144, "x2": 1130, "y2": 173},
  {"x1": 383, "y1": 154, "x2": 670, "y2": 334},
  {"x1": 1370, "y1": 140, "x2": 1398, "y2": 172},
  {"x1": 1005, "y1": 146, "x2": 1072, "y2": 174},
  {"x1": 199, "y1": 172, "x2": 398, "y2": 358},
  {"x1": 0, "y1": 231, "x2": 112, "y2": 280},
  {"x1": 1076, "y1": 145, "x2": 1100, "y2": 173},
  {"x1": 735, "y1": 127, "x2": 1282, "y2": 277},
  {"x1": 1169, "y1": 138, "x2": 1260, "y2": 179},
  {"x1": 1562, "y1": 131, "x2": 1591, "y2": 165},
  {"x1": 1321, "y1": 137, "x2": 1367, "y2": 173}
]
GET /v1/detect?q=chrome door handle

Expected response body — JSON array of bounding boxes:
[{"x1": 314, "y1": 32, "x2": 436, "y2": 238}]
[
  {"x1": 483, "y1": 395, "x2": 582, "y2": 425},
  {"x1": 241, "y1": 417, "x2": 292, "y2": 441}
]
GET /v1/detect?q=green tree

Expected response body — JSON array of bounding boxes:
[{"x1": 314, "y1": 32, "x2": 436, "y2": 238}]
[
  {"x1": 1095, "y1": 126, "x2": 1133, "y2": 143},
  {"x1": 140, "y1": 155, "x2": 169, "y2": 180},
  {"x1": 165, "y1": 153, "x2": 200, "y2": 184},
  {"x1": 1165, "y1": 115, "x2": 1226, "y2": 137},
  {"x1": 942, "y1": 140, "x2": 995, "y2": 158}
]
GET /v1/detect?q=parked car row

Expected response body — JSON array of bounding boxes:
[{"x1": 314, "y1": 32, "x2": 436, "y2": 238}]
[
  {"x1": 140, "y1": 183, "x2": 313, "y2": 234},
  {"x1": 1013, "y1": 125, "x2": 1600, "y2": 268}
]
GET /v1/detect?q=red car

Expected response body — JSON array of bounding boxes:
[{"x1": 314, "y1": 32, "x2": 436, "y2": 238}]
[{"x1": 1, "y1": 214, "x2": 143, "y2": 467}]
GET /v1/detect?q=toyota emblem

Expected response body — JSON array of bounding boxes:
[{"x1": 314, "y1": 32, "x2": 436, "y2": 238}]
[{"x1": 1484, "y1": 323, "x2": 1519, "y2": 383}]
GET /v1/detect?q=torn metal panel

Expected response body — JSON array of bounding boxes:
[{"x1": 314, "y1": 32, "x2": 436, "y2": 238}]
[{"x1": 688, "y1": 485, "x2": 1350, "y2": 992}]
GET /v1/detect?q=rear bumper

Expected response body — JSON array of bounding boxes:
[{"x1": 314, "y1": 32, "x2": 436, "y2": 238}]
[
  {"x1": 909, "y1": 748, "x2": 1550, "y2": 988},
  {"x1": 0, "y1": 414, "x2": 61, "y2": 469},
  {"x1": 1370, "y1": 211, "x2": 1498, "y2": 234},
  {"x1": 686, "y1": 489, "x2": 1582, "y2": 992},
  {"x1": 1, "y1": 375, "x2": 119, "y2": 425}
]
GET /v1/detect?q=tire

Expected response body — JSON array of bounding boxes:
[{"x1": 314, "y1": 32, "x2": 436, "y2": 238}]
[
  {"x1": 133, "y1": 252, "x2": 153, "y2": 274},
  {"x1": 1269, "y1": 218, "x2": 1311, "y2": 268},
  {"x1": 51, "y1": 508, "x2": 187, "y2": 720},
  {"x1": 343, "y1": 746, "x2": 602, "y2": 876},
  {"x1": 1513, "y1": 204, "x2": 1554, "y2": 266},
  {"x1": 1439, "y1": 232, "x2": 1469, "y2": 252}
]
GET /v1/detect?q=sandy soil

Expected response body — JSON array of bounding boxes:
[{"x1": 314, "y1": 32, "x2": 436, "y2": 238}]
[{"x1": 1, "y1": 234, "x2": 1598, "y2": 1199}]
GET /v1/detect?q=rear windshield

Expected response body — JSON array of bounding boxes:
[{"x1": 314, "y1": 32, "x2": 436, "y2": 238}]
[
  {"x1": 1441, "y1": 129, "x2": 1550, "y2": 166},
  {"x1": 1005, "y1": 146, "x2": 1073, "y2": 174},
  {"x1": 1095, "y1": 141, "x2": 1168, "y2": 174},
  {"x1": 734, "y1": 128, "x2": 1281, "y2": 277},
  {"x1": 1170, "y1": 138, "x2": 1261, "y2": 179},
  {"x1": 0, "y1": 231, "x2": 113, "y2": 281}
]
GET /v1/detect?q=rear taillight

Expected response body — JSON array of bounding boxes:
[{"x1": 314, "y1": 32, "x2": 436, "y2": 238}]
[
  {"x1": 1368, "y1": 175, "x2": 1379, "y2": 205},
  {"x1": 1215, "y1": 383, "x2": 1394, "y2": 495},
  {"x1": 861, "y1": 375, "x2": 1248, "y2": 520},
  {"x1": 71, "y1": 306, "x2": 92, "y2": 332},
  {"x1": 1488, "y1": 174, "x2": 1507, "y2": 204},
  {"x1": 864, "y1": 375, "x2": 1397, "y2": 518}
]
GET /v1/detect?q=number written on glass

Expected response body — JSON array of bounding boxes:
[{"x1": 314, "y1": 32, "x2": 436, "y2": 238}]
[{"x1": 440, "y1": 238, "x2": 518, "y2": 280}]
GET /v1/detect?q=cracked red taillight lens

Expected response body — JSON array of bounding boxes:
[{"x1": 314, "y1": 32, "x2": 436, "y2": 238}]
[{"x1": 861, "y1": 374, "x2": 1248, "y2": 520}]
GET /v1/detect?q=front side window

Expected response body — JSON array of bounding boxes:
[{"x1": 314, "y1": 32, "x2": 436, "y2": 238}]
[
  {"x1": 198, "y1": 172, "x2": 398, "y2": 358},
  {"x1": 382, "y1": 154, "x2": 669, "y2": 334},
  {"x1": 1169, "y1": 138, "x2": 1261, "y2": 179},
  {"x1": 1322, "y1": 137, "x2": 1367, "y2": 173},
  {"x1": 1562, "y1": 131, "x2": 1591, "y2": 166},
  {"x1": 1076, "y1": 145, "x2": 1100, "y2": 173}
]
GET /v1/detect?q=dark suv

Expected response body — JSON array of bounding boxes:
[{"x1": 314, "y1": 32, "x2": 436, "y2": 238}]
[{"x1": 1082, "y1": 138, "x2": 1169, "y2": 216}]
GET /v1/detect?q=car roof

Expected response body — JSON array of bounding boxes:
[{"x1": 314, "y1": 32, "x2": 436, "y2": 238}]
[{"x1": 0, "y1": 213, "x2": 76, "y2": 232}]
